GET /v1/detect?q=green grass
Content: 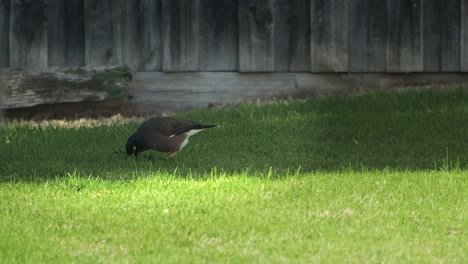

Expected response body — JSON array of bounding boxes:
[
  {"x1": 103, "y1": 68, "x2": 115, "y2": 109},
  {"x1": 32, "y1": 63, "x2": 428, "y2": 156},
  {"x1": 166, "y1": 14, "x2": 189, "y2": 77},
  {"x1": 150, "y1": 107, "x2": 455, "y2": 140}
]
[{"x1": 1, "y1": 88, "x2": 467, "y2": 262}]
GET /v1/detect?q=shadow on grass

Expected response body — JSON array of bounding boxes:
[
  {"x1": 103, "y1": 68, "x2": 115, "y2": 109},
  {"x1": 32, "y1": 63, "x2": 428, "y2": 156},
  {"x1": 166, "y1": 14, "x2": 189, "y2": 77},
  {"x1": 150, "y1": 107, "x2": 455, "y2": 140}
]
[
  {"x1": 310, "y1": 88, "x2": 468, "y2": 171},
  {"x1": 1, "y1": 88, "x2": 467, "y2": 182}
]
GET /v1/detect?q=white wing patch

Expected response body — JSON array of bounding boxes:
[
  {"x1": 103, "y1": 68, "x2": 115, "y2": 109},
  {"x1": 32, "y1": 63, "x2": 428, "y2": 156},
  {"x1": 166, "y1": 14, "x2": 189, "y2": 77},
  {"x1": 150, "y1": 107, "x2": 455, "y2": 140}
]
[
  {"x1": 170, "y1": 128, "x2": 207, "y2": 138},
  {"x1": 180, "y1": 137, "x2": 189, "y2": 150},
  {"x1": 186, "y1": 129, "x2": 205, "y2": 137},
  {"x1": 178, "y1": 129, "x2": 207, "y2": 150}
]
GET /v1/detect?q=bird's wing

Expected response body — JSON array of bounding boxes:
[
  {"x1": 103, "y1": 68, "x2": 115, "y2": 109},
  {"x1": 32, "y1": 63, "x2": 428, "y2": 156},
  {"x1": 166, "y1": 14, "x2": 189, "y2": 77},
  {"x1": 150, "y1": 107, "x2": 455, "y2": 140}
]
[
  {"x1": 139, "y1": 117, "x2": 199, "y2": 137},
  {"x1": 166, "y1": 118, "x2": 201, "y2": 136}
]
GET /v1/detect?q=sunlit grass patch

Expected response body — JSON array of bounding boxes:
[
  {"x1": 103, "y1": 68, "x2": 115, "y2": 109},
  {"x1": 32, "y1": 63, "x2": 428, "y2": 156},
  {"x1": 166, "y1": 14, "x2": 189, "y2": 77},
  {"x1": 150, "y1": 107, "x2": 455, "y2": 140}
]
[{"x1": 0, "y1": 170, "x2": 466, "y2": 262}]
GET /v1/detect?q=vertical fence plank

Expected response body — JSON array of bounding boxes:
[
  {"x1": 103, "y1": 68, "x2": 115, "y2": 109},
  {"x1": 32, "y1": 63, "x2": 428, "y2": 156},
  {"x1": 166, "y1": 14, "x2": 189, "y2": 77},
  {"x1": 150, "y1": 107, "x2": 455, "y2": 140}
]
[
  {"x1": 198, "y1": 0, "x2": 238, "y2": 71},
  {"x1": 349, "y1": 0, "x2": 387, "y2": 72},
  {"x1": 0, "y1": 0, "x2": 10, "y2": 67},
  {"x1": 424, "y1": 0, "x2": 461, "y2": 72},
  {"x1": 239, "y1": 0, "x2": 309, "y2": 72},
  {"x1": 423, "y1": 0, "x2": 440, "y2": 72},
  {"x1": 47, "y1": 0, "x2": 84, "y2": 67},
  {"x1": 47, "y1": 0, "x2": 65, "y2": 66},
  {"x1": 10, "y1": 0, "x2": 47, "y2": 69},
  {"x1": 440, "y1": 0, "x2": 461, "y2": 72},
  {"x1": 65, "y1": 0, "x2": 85, "y2": 67},
  {"x1": 275, "y1": 0, "x2": 310, "y2": 72},
  {"x1": 311, "y1": 0, "x2": 348, "y2": 72},
  {"x1": 122, "y1": 0, "x2": 162, "y2": 71},
  {"x1": 463, "y1": 0, "x2": 468, "y2": 72},
  {"x1": 84, "y1": 0, "x2": 122, "y2": 67},
  {"x1": 387, "y1": 0, "x2": 422, "y2": 72},
  {"x1": 239, "y1": 0, "x2": 275, "y2": 72},
  {"x1": 162, "y1": 0, "x2": 199, "y2": 71}
]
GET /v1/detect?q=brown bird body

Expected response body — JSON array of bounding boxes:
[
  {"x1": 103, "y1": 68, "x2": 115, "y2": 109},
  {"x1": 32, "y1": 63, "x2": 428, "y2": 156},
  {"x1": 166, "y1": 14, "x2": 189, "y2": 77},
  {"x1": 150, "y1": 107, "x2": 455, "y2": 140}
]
[{"x1": 126, "y1": 117, "x2": 219, "y2": 156}]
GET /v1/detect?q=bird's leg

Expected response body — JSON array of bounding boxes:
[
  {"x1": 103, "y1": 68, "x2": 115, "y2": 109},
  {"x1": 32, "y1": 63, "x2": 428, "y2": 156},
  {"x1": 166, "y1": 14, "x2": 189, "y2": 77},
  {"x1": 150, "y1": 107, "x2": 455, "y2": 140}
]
[{"x1": 167, "y1": 152, "x2": 178, "y2": 159}]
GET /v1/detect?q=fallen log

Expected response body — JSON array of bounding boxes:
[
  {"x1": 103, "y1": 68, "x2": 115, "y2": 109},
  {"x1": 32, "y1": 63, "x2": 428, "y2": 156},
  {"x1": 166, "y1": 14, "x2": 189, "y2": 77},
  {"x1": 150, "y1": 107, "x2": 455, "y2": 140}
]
[{"x1": 0, "y1": 66, "x2": 131, "y2": 109}]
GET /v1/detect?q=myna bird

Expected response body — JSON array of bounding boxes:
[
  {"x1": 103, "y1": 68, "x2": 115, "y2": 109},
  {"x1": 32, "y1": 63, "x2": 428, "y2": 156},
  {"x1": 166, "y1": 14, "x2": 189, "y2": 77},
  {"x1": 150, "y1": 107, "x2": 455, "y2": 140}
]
[{"x1": 126, "y1": 117, "x2": 220, "y2": 157}]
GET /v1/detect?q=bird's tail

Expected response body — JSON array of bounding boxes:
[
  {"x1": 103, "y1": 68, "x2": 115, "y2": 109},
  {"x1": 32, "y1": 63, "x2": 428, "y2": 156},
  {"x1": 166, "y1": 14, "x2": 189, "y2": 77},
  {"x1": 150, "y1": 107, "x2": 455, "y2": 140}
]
[
  {"x1": 195, "y1": 124, "x2": 220, "y2": 129},
  {"x1": 184, "y1": 124, "x2": 220, "y2": 137}
]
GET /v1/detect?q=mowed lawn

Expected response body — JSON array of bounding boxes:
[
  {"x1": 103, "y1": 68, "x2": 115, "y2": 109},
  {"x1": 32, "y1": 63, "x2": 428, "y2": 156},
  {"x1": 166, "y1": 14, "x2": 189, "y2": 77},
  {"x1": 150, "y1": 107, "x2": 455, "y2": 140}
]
[{"x1": 0, "y1": 88, "x2": 467, "y2": 262}]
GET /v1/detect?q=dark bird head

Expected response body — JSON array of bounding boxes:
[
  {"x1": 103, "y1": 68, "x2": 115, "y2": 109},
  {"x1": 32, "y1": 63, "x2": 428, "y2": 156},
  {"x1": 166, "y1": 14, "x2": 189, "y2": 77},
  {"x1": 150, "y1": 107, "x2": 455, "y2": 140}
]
[{"x1": 126, "y1": 133, "x2": 144, "y2": 156}]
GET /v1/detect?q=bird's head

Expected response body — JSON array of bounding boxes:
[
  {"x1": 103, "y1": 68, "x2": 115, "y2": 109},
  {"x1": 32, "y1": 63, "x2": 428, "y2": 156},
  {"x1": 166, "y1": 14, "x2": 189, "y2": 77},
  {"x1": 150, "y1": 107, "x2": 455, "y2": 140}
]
[{"x1": 125, "y1": 133, "x2": 140, "y2": 156}]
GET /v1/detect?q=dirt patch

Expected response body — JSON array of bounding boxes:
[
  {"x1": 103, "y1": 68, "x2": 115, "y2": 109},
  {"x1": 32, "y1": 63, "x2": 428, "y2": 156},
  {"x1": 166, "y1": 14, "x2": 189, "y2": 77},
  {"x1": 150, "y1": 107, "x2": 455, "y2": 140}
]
[
  {"x1": 2, "y1": 99, "x2": 160, "y2": 121},
  {"x1": 2, "y1": 113, "x2": 146, "y2": 128}
]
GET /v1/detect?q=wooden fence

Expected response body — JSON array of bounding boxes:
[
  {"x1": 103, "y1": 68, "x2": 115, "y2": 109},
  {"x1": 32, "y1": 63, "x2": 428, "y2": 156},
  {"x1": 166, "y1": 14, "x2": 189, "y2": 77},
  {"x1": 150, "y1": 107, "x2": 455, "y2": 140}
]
[{"x1": 1, "y1": 0, "x2": 468, "y2": 73}]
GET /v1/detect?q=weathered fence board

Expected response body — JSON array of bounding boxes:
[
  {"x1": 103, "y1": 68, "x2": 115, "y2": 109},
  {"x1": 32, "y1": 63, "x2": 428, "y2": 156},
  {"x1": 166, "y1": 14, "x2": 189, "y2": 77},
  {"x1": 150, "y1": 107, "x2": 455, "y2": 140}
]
[
  {"x1": 349, "y1": 0, "x2": 387, "y2": 72},
  {"x1": 387, "y1": 0, "x2": 423, "y2": 72},
  {"x1": 2, "y1": 0, "x2": 468, "y2": 75},
  {"x1": 238, "y1": 0, "x2": 275, "y2": 72},
  {"x1": 84, "y1": 0, "x2": 123, "y2": 67},
  {"x1": 439, "y1": 0, "x2": 461, "y2": 72},
  {"x1": 0, "y1": 0, "x2": 9, "y2": 67},
  {"x1": 162, "y1": 0, "x2": 199, "y2": 71},
  {"x1": 162, "y1": 0, "x2": 238, "y2": 71},
  {"x1": 1, "y1": 66, "x2": 130, "y2": 109},
  {"x1": 461, "y1": 0, "x2": 468, "y2": 72},
  {"x1": 198, "y1": 0, "x2": 238, "y2": 71},
  {"x1": 423, "y1": 0, "x2": 441, "y2": 72},
  {"x1": 310, "y1": 0, "x2": 348, "y2": 72},
  {"x1": 9, "y1": 0, "x2": 47, "y2": 69},
  {"x1": 239, "y1": 0, "x2": 310, "y2": 72},
  {"x1": 47, "y1": 0, "x2": 84, "y2": 67},
  {"x1": 122, "y1": 0, "x2": 162, "y2": 71},
  {"x1": 274, "y1": 0, "x2": 310, "y2": 72},
  {"x1": 424, "y1": 0, "x2": 461, "y2": 72},
  {"x1": 127, "y1": 72, "x2": 468, "y2": 113}
]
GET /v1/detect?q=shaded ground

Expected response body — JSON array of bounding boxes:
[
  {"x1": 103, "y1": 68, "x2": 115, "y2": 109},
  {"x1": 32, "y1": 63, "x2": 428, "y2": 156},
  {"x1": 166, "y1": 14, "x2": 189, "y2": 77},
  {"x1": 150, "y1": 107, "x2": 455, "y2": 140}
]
[
  {"x1": 1, "y1": 87, "x2": 467, "y2": 183},
  {"x1": 3, "y1": 99, "x2": 136, "y2": 120}
]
